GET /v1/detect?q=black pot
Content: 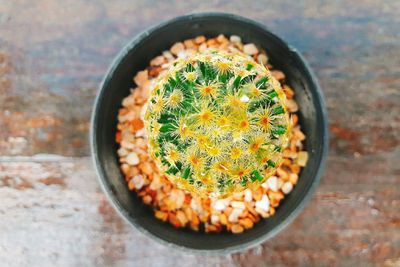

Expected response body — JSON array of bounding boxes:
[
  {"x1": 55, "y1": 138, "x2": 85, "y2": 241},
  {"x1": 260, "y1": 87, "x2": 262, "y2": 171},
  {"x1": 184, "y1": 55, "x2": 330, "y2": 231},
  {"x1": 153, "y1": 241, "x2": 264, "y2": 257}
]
[{"x1": 91, "y1": 12, "x2": 329, "y2": 254}]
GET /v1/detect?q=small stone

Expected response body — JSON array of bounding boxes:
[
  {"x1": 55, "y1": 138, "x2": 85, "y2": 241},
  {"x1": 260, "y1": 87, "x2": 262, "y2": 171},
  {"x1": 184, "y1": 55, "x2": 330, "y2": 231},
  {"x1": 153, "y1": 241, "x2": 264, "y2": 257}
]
[
  {"x1": 133, "y1": 70, "x2": 148, "y2": 86},
  {"x1": 117, "y1": 147, "x2": 128, "y2": 157},
  {"x1": 143, "y1": 195, "x2": 152, "y2": 205},
  {"x1": 297, "y1": 151, "x2": 309, "y2": 167},
  {"x1": 135, "y1": 128, "x2": 146, "y2": 137},
  {"x1": 170, "y1": 42, "x2": 185, "y2": 56},
  {"x1": 176, "y1": 210, "x2": 188, "y2": 225},
  {"x1": 286, "y1": 99, "x2": 299, "y2": 112},
  {"x1": 255, "y1": 194, "x2": 270, "y2": 212},
  {"x1": 150, "y1": 55, "x2": 165, "y2": 66},
  {"x1": 239, "y1": 218, "x2": 254, "y2": 229},
  {"x1": 244, "y1": 189, "x2": 252, "y2": 202},
  {"x1": 228, "y1": 208, "x2": 242, "y2": 223},
  {"x1": 231, "y1": 201, "x2": 246, "y2": 210},
  {"x1": 216, "y1": 34, "x2": 228, "y2": 43},
  {"x1": 213, "y1": 199, "x2": 227, "y2": 211},
  {"x1": 120, "y1": 140, "x2": 135, "y2": 149},
  {"x1": 243, "y1": 43, "x2": 259, "y2": 55},
  {"x1": 132, "y1": 175, "x2": 144, "y2": 190},
  {"x1": 183, "y1": 39, "x2": 196, "y2": 49},
  {"x1": 289, "y1": 173, "x2": 299, "y2": 184},
  {"x1": 282, "y1": 182, "x2": 294, "y2": 194},
  {"x1": 271, "y1": 70, "x2": 285, "y2": 81},
  {"x1": 211, "y1": 214, "x2": 220, "y2": 224},
  {"x1": 261, "y1": 181, "x2": 269, "y2": 190},
  {"x1": 194, "y1": 35, "x2": 206, "y2": 44},
  {"x1": 169, "y1": 189, "x2": 185, "y2": 209},
  {"x1": 257, "y1": 54, "x2": 268, "y2": 65},
  {"x1": 140, "y1": 161, "x2": 153, "y2": 175},
  {"x1": 231, "y1": 224, "x2": 244, "y2": 234},
  {"x1": 126, "y1": 152, "x2": 140, "y2": 165},
  {"x1": 149, "y1": 174, "x2": 162, "y2": 190},
  {"x1": 162, "y1": 50, "x2": 174, "y2": 61},
  {"x1": 230, "y1": 35, "x2": 242, "y2": 44},
  {"x1": 267, "y1": 176, "x2": 279, "y2": 192},
  {"x1": 190, "y1": 198, "x2": 203, "y2": 213},
  {"x1": 199, "y1": 43, "x2": 207, "y2": 53}
]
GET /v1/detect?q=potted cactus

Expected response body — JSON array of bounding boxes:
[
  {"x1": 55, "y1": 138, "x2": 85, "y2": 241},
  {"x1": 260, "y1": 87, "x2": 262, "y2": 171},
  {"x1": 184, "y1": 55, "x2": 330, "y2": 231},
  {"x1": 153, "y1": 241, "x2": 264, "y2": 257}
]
[{"x1": 145, "y1": 50, "x2": 291, "y2": 198}]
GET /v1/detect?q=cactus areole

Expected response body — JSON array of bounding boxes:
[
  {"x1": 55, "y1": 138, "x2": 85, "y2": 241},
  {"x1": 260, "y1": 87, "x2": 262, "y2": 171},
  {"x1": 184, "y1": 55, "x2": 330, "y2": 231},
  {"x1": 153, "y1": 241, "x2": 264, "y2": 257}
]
[{"x1": 144, "y1": 50, "x2": 291, "y2": 198}]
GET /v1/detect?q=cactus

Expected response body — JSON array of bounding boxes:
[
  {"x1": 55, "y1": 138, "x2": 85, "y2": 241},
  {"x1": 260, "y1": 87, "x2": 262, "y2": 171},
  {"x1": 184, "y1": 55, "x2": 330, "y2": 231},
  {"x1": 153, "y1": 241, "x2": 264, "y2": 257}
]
[{"x1": 144, "y1": 50, "x2": 290, "y2": 198}]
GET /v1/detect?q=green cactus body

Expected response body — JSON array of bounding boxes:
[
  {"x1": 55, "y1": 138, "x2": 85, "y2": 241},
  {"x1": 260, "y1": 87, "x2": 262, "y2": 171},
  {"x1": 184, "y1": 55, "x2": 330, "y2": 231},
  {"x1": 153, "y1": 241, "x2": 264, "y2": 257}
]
[{"x1": 145, "y1": 50, "x2": 290, "y2": 198}]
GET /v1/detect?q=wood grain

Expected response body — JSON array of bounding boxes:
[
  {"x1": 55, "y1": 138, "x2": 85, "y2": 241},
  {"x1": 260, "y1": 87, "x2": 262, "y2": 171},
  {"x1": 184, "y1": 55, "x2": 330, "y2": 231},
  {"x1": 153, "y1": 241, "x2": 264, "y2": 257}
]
[{"x1": 0, "y1": 0, "x2": 399, "y2": 266}]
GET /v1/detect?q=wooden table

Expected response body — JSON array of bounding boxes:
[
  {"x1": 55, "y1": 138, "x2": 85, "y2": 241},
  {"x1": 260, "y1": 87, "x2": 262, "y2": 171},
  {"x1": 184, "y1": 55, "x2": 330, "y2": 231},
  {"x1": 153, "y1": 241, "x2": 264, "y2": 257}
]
[{"x1": 1, "y1": 1, "x2": 399, "y2": 266}]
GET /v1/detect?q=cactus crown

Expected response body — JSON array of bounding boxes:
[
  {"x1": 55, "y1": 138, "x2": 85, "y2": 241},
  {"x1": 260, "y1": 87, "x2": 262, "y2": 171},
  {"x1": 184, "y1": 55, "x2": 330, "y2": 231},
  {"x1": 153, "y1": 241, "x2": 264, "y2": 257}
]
[{"x1": 144, "y1": 50, "x2": 290, "y2": 197}]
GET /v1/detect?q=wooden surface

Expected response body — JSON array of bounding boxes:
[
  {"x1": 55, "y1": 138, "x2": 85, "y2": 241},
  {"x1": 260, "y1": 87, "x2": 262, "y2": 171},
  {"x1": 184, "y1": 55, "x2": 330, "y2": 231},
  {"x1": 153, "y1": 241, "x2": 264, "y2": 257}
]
[{"x1": 1, "y1": 1, "x2": 399, "y2": 266}]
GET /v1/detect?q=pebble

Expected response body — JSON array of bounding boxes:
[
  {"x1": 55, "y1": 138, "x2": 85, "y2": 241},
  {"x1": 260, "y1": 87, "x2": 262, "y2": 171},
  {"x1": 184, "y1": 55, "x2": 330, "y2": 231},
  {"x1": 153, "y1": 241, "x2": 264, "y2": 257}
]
[
  {"x1": 297, "y1": 151, "x2": 309, "y2": 167},
  {"x1": 117, "y1": 147, "x2": 128, "y2": 157},
  {"x1": 244, "y1": 189, "x2": 252, "y2": 202},
  {"x1": 199, "y1": 43, "x2": 207, "y2": 53},
  {"x1": 229, "y1": 35, "x2": 241, "y2": 44},
  {"x1": 194, "y1": 35, "x2": 206, "y2": 44},
  {"x1": 162, "y1": 51, "x2": 174, "y2": 61},
  {"x1": 135, "y1": 128, "x2": 146, "y2": 137},
  {"x1": 150, "y1": 55, "x2": 165, "y2": 66},
  {"x1": 228, "y1": 208, "x2": 242, "y2": 223},
  {"x1": 261, "y1": 181, "x2": 269, "y2": 190},
  {"x1": 255, "y1": 194, "x2": 270, "y2": 212},
  {"x1": 132, "y1": 175, "x2": 144, "y2": 190},
  {"x1": 282, "y1": 182, "x2": 294, "y2": 194},
  {"x1": 267, "y1": 176, "x2": 279, "y2": 192},
  {"x1": 126, "y1": 152, "x2": 140, "y2": 165},
  {"x1": 211, "y1": 214, "x2": 220, "y2": 224},
  {"x1": 243, "y1": 43, "x2": 259, "y2": 55},
  {"x1": 170, "y1": 42, "x2": 185, "y2": 56},
  {"x1": 133, "y1": 70, "x2": 148, "y2": 86},
  {"x1": 231, "y1": 201, "x2": 246, "y2": 210},
  {"x1": 257, "y1": 54, "x2": 268, "y2": 65},
  {"x1": 271, "y1": 70, "x2": 285, "y2": 81},
  {"x1": 190, "y1": 198, "x2": 203, "y2": 213},
  {"x1": 213, "y1": 199, "x2": 227, "y2": 211},
  {"x1": 231, "y1": 224, "x2": 244, "y2": 234},
  {"x1": 286, "y1": 99, "x2": 299, "y2": 112}
]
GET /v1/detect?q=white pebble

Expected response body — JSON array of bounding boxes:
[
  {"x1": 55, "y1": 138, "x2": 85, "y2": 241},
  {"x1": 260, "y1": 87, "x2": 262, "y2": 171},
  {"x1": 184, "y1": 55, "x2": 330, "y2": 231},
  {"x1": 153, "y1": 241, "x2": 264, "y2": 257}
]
[
  {"x1": 240, "y1": 95, "x2": 250, "y2": 102},
  {"x1": 132, "y1": 175, "x2": 144, "y2": 190},
  {"x1": 255, "y1": 194, "x2": 270, "y2": 212},
  {"x1": 231, "y1": 201, "x2": 245, "y2": 210},
  {"x1": 243, "y1": 43, "x2": 259, "y2": 55},
  {"x1": 120, "y1": 140, "x2": 135, "y2": 149},
  {"x1": 267, "y1": 176, "x2": 279, "y2": 192},
  {"x1": 126, "y1": 152, "x2": 140, "y2": 166},
  {"x1": 244, "y1": 189, "x2": 252, "y2": 202},
  {"x1": 190, "y1": 198, "x2": 203, "y2": 213},
  {"x1": 211, "y1": 214, "x2": 220, "y2": 224},
  {"x1": 117, "y1": 147, "x2": 128, "y2": 157},
  {"x1": 228, "y1": 208, "x2": 242, "y2": 223},
  {"x1": 261, "y1": 181, "x2": 269, "y2": 190},
  {"x1": 282, "y1": 182, "x2": 293, "y2": 194},
  {"x1": 135, "y1": 128, "x2": 146, "y2": 137},
  {"x1": 230, "y1": 35, "x2": 242, "y2": 43},
  {"x1": 213, "y1": 199, "x2": 227, "y2": 211}
]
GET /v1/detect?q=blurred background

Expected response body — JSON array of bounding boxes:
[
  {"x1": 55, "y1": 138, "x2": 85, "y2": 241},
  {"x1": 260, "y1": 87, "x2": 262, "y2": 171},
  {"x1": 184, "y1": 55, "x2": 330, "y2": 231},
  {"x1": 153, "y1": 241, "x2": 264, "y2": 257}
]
[{"x1": 0, "y1": 1, "x2": 399, "y2": 266}]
